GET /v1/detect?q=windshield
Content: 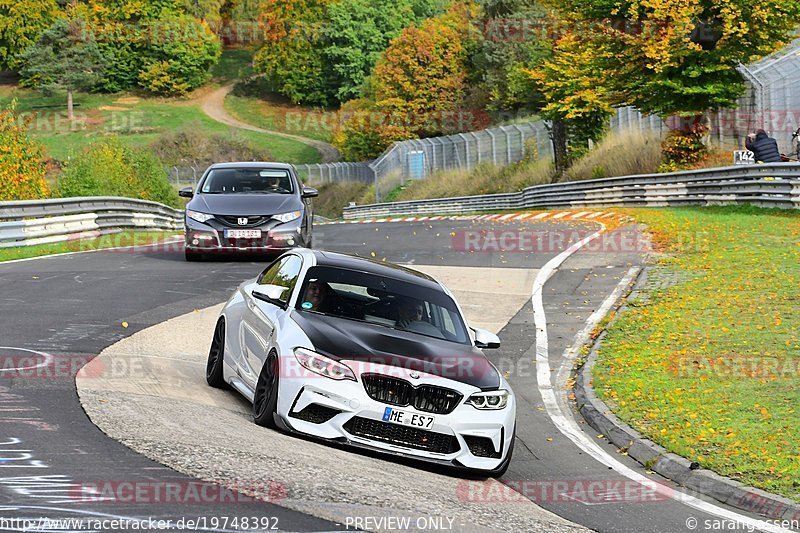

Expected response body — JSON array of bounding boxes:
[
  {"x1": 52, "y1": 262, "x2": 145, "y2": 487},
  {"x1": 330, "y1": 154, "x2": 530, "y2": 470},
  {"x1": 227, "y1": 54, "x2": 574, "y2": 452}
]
[
  {"x1": 295, "y1": 266, "x2": 470, "y2": 345},
  {"x1": 200, "y1": 168, "x2": 294, "y2": 194}
]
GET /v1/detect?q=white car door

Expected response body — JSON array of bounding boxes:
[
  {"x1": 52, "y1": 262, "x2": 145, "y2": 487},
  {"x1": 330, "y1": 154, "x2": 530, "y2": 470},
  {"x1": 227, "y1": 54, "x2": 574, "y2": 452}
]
[{"x1": 239, "y1": 255, "x2": 303, "y2": 388}]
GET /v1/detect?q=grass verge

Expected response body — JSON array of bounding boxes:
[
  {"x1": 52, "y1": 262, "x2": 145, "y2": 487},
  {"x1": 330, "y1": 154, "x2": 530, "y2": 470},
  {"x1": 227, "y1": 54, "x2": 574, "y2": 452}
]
[
  {"x1": 594, "y1": 206, "x2": 800, "y2": 501},
  {"x1": 0, "y1": 231, "x2": 178, "y2": 262}
]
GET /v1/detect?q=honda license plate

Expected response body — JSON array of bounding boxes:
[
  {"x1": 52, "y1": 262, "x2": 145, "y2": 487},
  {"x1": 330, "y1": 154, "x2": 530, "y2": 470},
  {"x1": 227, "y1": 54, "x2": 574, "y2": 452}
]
[{"x1": 225, "y1": 229, "x2": 261, "y2": 239}]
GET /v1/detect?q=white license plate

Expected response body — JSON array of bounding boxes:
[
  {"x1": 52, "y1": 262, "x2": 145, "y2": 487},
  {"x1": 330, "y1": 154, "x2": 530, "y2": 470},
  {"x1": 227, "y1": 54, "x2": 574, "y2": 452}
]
[
  {"x1": 225, "y1": 229, "x2": 261, "y2": 239},
  {"x1": 382, "y1": 407, "x2": 434, "y2": 429}
]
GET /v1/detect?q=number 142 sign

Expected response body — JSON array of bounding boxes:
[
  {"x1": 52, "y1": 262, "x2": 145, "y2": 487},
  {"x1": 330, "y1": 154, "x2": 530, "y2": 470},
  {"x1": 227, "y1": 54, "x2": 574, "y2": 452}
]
[{"x1": 733, "y1": 150, "x2": 755, "y2": 165}]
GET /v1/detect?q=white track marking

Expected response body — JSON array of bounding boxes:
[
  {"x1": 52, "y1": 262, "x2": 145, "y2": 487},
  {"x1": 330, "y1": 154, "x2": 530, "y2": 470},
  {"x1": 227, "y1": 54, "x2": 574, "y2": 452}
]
[
  {"x1": 531, "y1": 226, "x2": 793, "y2": 533},
  {"x1": 0, "y1": 347, "x2": 53, "y2": 373}
]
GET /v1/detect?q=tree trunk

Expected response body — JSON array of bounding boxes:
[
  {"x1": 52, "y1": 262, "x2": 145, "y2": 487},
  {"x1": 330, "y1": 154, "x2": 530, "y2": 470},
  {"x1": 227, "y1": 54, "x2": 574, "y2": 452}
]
[
  {"x1": 551, "y1": 119, "x2": 568, "y2": 180},
  {"x1": 67, "y1": 89, "x2": 73, "y2": 123}
]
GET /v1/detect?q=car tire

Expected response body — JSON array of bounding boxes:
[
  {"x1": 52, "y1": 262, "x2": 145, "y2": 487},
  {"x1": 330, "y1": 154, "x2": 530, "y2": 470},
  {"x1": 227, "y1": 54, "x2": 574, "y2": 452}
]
[
  {"x1": 253, "y1": 350, "x2": 279, "y2": 428},
  {"x1": 206, "y1": 318, "x2": 227, "y2": 389}
]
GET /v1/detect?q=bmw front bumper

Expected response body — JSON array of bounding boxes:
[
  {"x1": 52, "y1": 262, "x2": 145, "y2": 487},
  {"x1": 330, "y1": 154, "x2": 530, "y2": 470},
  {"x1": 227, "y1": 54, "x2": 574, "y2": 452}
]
[{"x1": 276, "y1": 360, "x2": 516, "y2": 473}]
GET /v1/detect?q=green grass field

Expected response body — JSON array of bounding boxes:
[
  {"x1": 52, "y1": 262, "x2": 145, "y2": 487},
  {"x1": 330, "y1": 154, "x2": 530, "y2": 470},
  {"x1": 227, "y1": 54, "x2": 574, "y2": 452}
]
[
  {"x1": 0, "y1": 231, "x2": 178, "y2": 262},
  {"x1": 224, "y1": 94, "x2": 335, "y2": 143},
  {"x1": 0, "y1": 85, "x2": 321, "y2": 164},
  {"x1": 594, "y1": 207, "x2": 800, "y2": 501}
]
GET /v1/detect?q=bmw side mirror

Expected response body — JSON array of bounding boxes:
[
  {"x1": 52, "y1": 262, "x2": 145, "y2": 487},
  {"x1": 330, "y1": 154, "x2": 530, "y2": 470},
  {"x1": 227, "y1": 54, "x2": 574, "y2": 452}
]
[
  {"x1": 472, "y1": 327, "x2": 500, "y2": 349},
  {"x1": 251, "y1": 284, "x2": 289, "y2": 309},
  {"x1": 179, "y1": 187, "x2": 194, "y2": 198},
  {"x1": 301, "y1": 186, "x2": 318, "y2": 198}
]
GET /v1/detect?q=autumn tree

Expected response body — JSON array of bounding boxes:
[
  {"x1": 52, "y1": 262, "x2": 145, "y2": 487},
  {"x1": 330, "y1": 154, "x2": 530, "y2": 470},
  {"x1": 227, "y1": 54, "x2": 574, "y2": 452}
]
[
  {"x1": 372, "y1": 2, "x2": 478, "y2": 137},
  {"x1": 69, "y1": 0, "x2": 221, "y2": 95},
  {"x1": 0, "y1": 0, "x2": 60, "y2": 70},
  {"x1": 0, "y1": 104, "x2": 49, "y2": 201},
  {"x1": 551, "y1": 0, "x2": 800, "y2": 126},
  {"x1": 19, "y1": 18, "x2": 105, "y2": 121},
  {"x1": 254, "y1": 0, "x2": 333, "y2": 106},
  {"x1": 528, "y1": 30, "x2": 613, "y2": 175}
]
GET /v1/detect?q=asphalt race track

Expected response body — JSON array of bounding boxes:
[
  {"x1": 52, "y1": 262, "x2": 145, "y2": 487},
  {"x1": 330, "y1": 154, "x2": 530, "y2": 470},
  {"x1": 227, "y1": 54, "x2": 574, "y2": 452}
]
[{"x1": 0, "y1": 217, "x2": 783, "y2": 532}]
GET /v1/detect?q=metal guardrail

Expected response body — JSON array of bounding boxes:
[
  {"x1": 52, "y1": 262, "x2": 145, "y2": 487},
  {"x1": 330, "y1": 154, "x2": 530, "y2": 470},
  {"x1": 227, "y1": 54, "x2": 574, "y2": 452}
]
[
  {"x1": 342, "y1": 163, "x2": 800, "y2": 219},
  {"x1": 0, "y1": 197, "x2": 184, "y2": 248}
]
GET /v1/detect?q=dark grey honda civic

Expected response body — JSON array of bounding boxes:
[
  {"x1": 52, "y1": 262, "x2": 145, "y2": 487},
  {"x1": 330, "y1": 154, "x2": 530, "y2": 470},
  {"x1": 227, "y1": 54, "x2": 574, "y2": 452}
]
[{"x1": 179, "y1": 162, "x2": 318, "y2": 261}]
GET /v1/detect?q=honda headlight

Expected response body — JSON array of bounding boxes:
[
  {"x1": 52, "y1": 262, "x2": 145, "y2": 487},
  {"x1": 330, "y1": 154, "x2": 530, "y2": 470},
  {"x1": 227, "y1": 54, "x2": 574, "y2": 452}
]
[
  {"x1": 187, "y1": 210, "x2": 214, "y2": 224},
  {"x1": 466, "y1": 390, "x2": 510, "y2": 410},
  {"x1": 294, "y1": 347, "x2": 355, "y2": 381},
  {"x1": 273, "y1": 211, "x2": 302, "y2": 224}
]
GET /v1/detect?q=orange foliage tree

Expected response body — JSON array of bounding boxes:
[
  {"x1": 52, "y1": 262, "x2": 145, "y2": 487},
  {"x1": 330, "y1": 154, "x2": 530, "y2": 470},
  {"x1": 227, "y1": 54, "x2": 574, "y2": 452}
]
[
  {"x1": 0, "y1": 105, "x2": 49, "y2": 201},
  {"x1": 334, "y1": 2, "x2": 479, "y2": 160},
  {"x1": 372, "y1": 2, "x2": 477, "y2": 137}
]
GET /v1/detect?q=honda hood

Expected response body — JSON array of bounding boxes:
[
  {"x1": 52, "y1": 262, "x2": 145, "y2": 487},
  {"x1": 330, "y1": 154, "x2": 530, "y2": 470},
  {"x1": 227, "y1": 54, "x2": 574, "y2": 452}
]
[{"x1": 189, "y1": 193, "x2": 301, "y2": 216}]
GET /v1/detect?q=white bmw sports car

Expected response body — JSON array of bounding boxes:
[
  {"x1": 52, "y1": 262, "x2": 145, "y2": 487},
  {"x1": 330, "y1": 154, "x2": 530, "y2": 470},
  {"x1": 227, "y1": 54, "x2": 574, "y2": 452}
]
[{"x1": 206, "y1": 249, "x2": 515, "y2": 476}]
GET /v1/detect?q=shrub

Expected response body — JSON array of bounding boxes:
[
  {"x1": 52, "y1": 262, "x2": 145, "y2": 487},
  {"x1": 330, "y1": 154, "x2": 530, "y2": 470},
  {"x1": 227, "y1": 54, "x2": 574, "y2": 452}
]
[
  {"x1": 332, "y1": 106, "x2": 414, "y2": 161},
  {"x1": 659, "y1": 123, "x2": 708, "y2": 172},
  {"x1": 149, "y1": 124, "x2": 272, "y2": 169},
  {"x1": 0, "y1": 106, "x2": 49, "y2": 201},
  {"x1": 58, "y1": 138, "x2": 179, "y2": 207}
]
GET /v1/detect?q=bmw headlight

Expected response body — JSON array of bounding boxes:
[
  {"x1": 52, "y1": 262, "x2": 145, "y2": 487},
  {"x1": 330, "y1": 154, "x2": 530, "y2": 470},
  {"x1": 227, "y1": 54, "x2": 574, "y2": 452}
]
[
  {"x1": 466, "y1": 390, "x2": 510, "y2": 410},
  {"x1": 273, "y1": 211, "x2": 302, "y2": 224},
  {"x1": 294, "y1": 347, "x2": 355, "y2": 381},
  {"x1": 187, "y1": 210, "x2": 214, "y2": 224}
]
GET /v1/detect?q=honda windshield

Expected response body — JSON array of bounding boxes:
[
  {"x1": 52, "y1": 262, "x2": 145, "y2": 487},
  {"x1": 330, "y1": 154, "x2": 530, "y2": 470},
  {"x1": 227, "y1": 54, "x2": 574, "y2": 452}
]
[{"x1": 200, "y1": 168, "x2": 294, "y2": 194}]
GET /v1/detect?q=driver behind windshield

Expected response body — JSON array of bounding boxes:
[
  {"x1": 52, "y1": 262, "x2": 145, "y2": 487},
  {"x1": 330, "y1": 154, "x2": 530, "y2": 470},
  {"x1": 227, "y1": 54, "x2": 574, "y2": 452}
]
[
  {"x1": 265, "y1": 176, "x2": 283, "y2": 191},
  {"x1": 396, "y1": 298, "x2": 425, "y2": 329}
]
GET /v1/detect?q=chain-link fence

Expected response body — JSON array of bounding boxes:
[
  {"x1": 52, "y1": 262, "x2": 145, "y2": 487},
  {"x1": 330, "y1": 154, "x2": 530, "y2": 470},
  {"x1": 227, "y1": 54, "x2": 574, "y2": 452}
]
[
  {"x1": 166, "y1": 166, "x2": 203, "y2": 189},
  {"x1": 736, "y1": 38, "x2": 800, "y2": 156},
  {"x1": 292, "y1": 121, "x2": 552, "y2": 202},
  {"x1": 294, "y1": 162, "x2": 374, "y2": 185}
]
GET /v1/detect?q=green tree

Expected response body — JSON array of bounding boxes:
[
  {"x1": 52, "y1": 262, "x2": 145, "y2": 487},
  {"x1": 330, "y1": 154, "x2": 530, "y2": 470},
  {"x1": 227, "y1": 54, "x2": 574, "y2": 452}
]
[
  {"x1": 0, "y1": 103, "x2": 49, "y2": 201},
  {"x1": 472, "y1": 0, "x2": 551, "y2": 114},
  {"x1": 19, "y1": 18, "x2": 105, "y2": 122},
  {"x1": 70, "y1": 0, "x2": 221, "y2": 95},
  {"x1": 0, "y1": 0, "x2": 60, "y2": 70},
  {"x1": 323, "y1": 0, "x2": 439, "y2": 102}
]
